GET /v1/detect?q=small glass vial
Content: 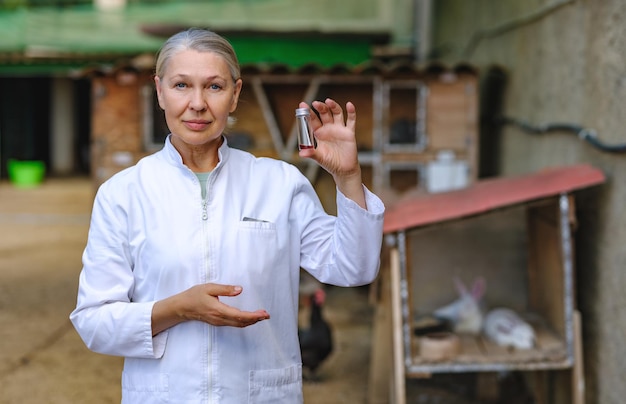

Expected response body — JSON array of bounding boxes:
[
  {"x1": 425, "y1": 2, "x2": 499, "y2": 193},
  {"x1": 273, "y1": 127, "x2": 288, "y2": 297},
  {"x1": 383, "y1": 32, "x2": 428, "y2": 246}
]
[{"x1": 295, "y1": 107, "x2": 315, "y2": 150}]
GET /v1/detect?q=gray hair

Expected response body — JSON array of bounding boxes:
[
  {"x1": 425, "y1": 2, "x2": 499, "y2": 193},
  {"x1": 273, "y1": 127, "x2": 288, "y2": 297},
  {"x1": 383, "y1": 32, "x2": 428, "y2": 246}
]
[{"x1": 155, "y1": 28, "x2": 241, "y2": 82}]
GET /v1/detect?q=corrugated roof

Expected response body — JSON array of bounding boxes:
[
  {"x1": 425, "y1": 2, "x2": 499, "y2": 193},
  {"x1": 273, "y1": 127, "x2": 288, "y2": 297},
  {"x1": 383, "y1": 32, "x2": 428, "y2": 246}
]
[{"x1": 72, "y1": 56, "x2": 478, "y2": 80}]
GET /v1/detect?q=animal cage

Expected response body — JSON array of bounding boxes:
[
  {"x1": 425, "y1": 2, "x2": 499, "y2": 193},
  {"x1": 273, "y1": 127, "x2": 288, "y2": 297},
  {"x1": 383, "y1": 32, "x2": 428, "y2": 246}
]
[{"x1": 371, "y1": 164, "x2": 605, "y2": 404}]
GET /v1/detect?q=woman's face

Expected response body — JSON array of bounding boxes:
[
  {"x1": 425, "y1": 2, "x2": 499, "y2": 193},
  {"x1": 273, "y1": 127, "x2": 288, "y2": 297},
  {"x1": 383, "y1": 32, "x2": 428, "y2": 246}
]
[{"x1": 155, "y1": 49, "x2": 242, "y2": 149}]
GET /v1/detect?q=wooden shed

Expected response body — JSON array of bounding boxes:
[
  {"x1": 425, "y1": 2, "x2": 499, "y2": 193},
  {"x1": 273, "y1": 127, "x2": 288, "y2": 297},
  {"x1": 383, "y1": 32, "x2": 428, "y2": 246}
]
[
  {"x1": 369, "y1": 164, "x2": 606, "y2": 403},
  {"x1": 89, "y1": 62, "x2": 479, "y2": 203}
]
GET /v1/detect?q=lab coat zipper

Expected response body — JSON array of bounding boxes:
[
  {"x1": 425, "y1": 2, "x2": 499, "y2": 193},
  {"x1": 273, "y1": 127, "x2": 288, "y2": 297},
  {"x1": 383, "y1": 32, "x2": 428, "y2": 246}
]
[
  {"x1": 199, "y1": 172, "x2": 210, "y2": 221},
  {"x1": 202, "y1": 171, "x2": 213, "y2": 403}
]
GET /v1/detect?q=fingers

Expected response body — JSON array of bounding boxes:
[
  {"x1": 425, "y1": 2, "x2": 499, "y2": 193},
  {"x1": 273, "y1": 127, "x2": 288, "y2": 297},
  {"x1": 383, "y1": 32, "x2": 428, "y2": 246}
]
[
  {"x1": 312, "y1": 98, "x2": 345, "y2": 126},
  {"x1": 205, "y1": 283, "x2": 243, "y2": 298},
  {"x1": 345, "y1": 101, "x2": 356, "y2": 132},
  {"x1": 203, "y1": 283, "x2": 270, "y2": 327},
  {"x1": 301, "y1": 98, "x2": 355, "y2": 129},
  {"x1": 217, "y1": 306, "x2": 270, "y2": 328}
]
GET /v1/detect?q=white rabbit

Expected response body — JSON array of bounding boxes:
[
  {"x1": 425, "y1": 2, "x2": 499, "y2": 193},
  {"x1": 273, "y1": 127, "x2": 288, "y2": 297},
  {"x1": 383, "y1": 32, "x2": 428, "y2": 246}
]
[
  {"x1": 483, "y1": 307, "x2": 535, "y2": 349},
  {"x1": 433, "y1": 277, "x2": 486, "y2": 335}
]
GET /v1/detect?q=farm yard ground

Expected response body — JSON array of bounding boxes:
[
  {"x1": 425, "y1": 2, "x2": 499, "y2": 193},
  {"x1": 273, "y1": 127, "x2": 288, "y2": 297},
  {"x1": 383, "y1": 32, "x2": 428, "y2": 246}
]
[
  {"x1": 0, "y1": 177, "x2": 517, "y2": 404},
  {"x1": 0, "y1": 178, "x2": 380, "y2": 404}
]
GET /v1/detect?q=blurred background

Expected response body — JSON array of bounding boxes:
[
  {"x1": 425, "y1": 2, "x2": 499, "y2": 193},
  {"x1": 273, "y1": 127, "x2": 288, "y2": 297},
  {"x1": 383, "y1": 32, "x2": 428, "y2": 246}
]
[{"x1": 1, "y1": 1, "x2": 625, "y2": 403}]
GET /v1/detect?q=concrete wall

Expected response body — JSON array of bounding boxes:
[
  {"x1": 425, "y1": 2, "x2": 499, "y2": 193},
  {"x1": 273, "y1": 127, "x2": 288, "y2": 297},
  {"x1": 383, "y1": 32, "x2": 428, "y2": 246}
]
[{"x1": 431, "y1": 0, "x2": 626, "y2": 402}]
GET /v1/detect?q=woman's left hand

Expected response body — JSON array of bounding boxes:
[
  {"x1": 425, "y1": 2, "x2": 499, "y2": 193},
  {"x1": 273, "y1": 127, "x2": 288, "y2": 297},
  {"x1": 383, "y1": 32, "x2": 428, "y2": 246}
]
[{"x1": 299, "y1": 98, "x2": 366, "y2": 209}]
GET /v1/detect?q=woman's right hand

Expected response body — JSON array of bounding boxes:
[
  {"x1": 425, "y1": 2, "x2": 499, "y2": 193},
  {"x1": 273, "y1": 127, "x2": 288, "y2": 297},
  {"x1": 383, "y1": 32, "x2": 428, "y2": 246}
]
[{"x1": 152, "y1": 283, "x2": 270, "y2": 336}]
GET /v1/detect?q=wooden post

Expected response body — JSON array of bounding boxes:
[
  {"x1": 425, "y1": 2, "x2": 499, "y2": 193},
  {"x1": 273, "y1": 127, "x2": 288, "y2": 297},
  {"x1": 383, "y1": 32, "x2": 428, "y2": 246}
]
[
  {"x1": 368, "y1": 249, "x2": 393, "y2": 403},
  {"x1": 572, "y1": 310, "x2": 585, "y2": 404},
  {"x1": 390, "y1": 247, "x2": 406, "y2": 404}
]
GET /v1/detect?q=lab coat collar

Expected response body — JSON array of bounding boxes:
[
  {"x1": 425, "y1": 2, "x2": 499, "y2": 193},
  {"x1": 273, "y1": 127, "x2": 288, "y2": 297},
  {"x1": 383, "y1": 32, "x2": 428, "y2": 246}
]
[{"x1": 162, "y1": 134, "x2": 231, "y2": 171}]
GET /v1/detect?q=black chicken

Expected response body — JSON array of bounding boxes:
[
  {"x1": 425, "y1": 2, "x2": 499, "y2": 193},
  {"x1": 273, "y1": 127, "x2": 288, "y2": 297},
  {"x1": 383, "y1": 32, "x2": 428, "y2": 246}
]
[{"x1": 298, "y1": 288, "x2": 333, "y2": 381}]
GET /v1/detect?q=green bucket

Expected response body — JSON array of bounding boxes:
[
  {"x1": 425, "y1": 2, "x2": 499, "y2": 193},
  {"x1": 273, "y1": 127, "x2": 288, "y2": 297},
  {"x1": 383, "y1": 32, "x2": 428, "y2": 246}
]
[{"x1": 8, "y1": 159, "x2": 46, "y2": 188}]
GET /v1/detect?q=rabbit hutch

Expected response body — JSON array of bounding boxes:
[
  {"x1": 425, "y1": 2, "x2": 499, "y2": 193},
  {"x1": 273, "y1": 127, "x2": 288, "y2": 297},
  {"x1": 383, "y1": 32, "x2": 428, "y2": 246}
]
[{"x1": 368, "y1": 164, "x2": 605, "y2": 404}]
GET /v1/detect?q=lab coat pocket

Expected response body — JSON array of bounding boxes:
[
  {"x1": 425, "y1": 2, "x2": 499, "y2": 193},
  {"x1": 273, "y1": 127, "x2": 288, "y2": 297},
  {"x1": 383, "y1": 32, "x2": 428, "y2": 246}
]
[
  {"x1": 237, "y1": 220, "x2": 279, "y2": 278},
  {"x1": 121, "y1": 371, "x2": 169, "y2": 403},
  {"x1": 248, "y1": 364, "x2": 303, "y2": 404}
]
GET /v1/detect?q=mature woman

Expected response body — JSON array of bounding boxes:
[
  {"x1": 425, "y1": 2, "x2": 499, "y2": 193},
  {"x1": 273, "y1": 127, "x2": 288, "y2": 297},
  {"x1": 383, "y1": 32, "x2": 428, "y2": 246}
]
[{"x1": 70, "y1": 28, "x2": 384, "y2": 403}]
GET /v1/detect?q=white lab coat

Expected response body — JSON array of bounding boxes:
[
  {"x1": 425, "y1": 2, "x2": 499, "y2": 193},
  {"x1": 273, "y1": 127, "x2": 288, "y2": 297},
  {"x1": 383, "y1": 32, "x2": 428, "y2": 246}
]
[{"x1": 70, "y1": 136, "x2": 385, "y2": 403}]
